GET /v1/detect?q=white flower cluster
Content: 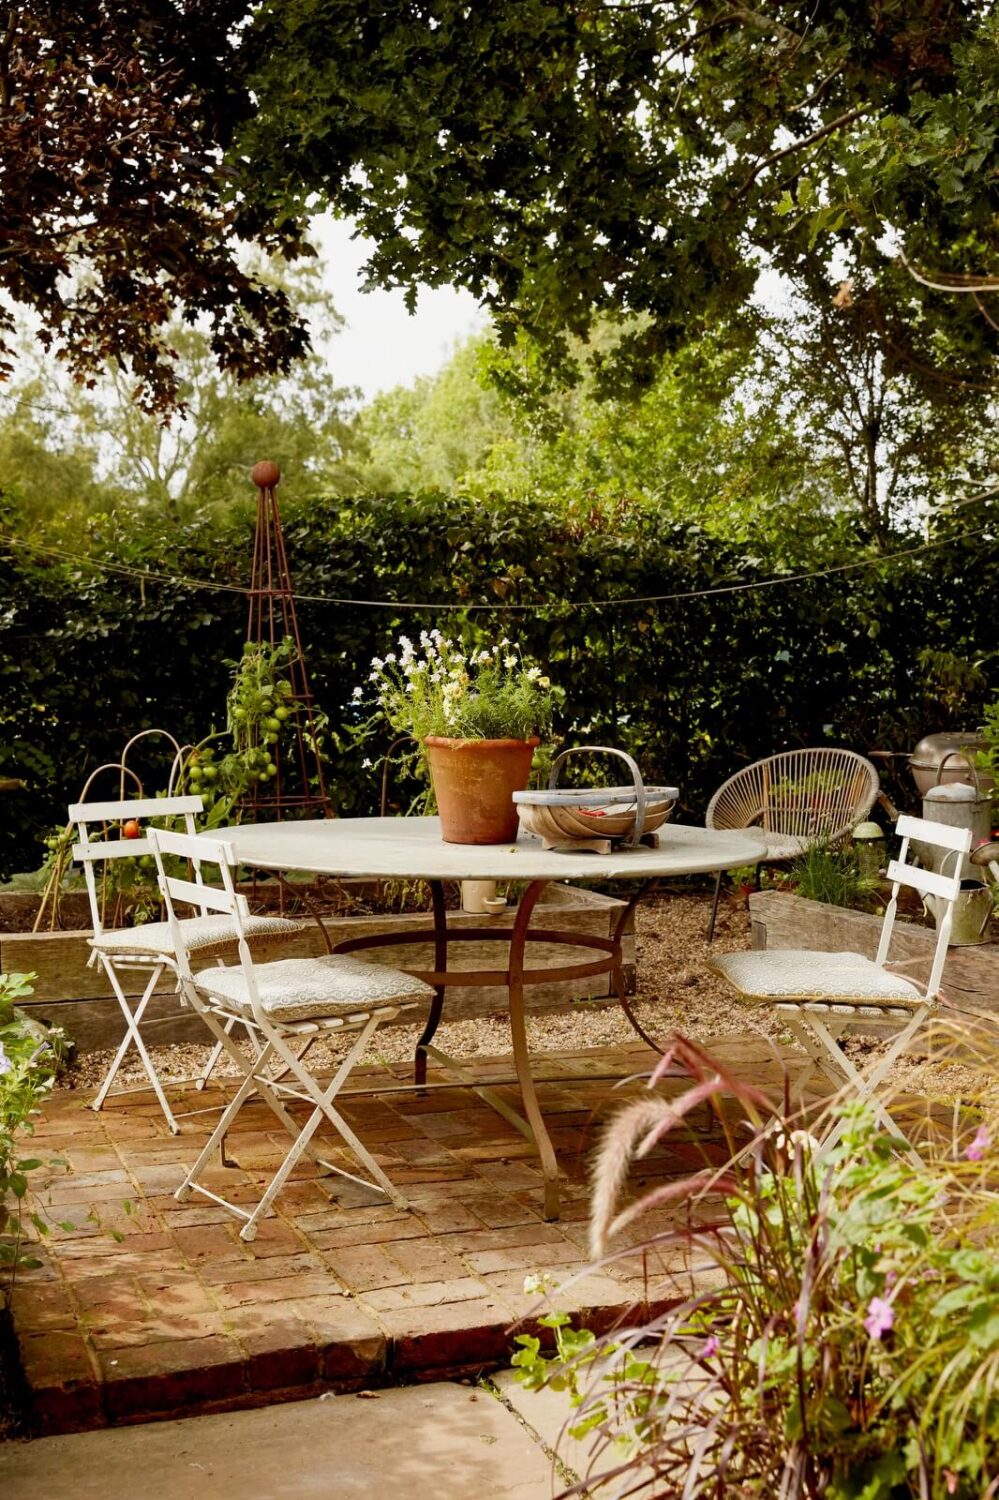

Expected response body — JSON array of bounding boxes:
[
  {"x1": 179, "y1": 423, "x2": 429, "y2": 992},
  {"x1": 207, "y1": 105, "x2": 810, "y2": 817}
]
[{"x1": 357, "y1": 630, "x2": 553, "y2": 741}]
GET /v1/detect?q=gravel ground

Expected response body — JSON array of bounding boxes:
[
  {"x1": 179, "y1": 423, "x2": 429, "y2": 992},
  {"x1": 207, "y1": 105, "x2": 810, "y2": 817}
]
[{"x1": 65, "y1": 889, "x2": 994, "y2": 1107}]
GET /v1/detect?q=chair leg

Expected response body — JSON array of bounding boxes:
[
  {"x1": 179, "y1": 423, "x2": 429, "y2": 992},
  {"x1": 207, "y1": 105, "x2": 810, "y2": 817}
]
[
  {"x1": 802, "y1": 1008, "x2": 927, "y2": 1165},
  {"x1": 93, "y1": 961, "x2": 180, "y2": 1134},
  {"x1": 176, "y1": 1002, "x2": 407, "y2": 1239},
  {"x1": 262, "y1": 1020, "x2": 409, "y2": 1211},
  {"x1": 705, "y1": 871, "x2": 723, "y2": 942}
]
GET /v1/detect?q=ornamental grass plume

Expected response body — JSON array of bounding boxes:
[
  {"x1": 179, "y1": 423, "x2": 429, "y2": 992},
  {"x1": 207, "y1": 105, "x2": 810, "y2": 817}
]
[{"x1": 513, "y1": 1022, "x2": 999, "y2": 1499}]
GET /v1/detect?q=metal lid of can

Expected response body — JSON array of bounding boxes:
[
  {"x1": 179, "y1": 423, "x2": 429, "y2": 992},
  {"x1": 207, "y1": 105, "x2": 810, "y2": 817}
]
[
  {"x1": 923, "y1": 782, "x2": 982, "y2": 803},
  {"x1": 910, "y1": 731, "x2": 987, "y2": 767}
]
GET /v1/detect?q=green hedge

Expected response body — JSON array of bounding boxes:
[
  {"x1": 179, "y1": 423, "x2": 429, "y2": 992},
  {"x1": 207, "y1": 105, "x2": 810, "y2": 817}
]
[{"x1": 1, "y1": 491, "x2": 995, "y2": 880}]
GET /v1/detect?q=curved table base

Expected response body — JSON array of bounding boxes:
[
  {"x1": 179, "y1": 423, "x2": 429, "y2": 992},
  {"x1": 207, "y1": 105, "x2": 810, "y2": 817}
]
[{"x1": 331, "y1": 877, "x2": 664, "y2": 1220}]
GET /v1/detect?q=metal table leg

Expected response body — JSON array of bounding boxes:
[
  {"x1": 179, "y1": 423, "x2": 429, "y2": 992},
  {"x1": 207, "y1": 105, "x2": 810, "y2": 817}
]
[
  {"x1": 414, "y1": 880, "x2": 448, "y2": 1090},
  {"x1": 506, "y1": 879, "x2": 562, "y2": 1219}
]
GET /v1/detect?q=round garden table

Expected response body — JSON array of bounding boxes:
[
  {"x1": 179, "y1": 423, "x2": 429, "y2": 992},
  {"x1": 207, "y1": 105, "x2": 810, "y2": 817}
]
[{"x1": 220, "y1": 816, "x2": 767, "y2": 1217}]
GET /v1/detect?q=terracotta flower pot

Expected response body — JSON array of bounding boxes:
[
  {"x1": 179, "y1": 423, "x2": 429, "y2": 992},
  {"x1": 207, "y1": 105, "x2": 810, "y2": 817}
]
[{"x1": 424, "y1": 736, "x2": 540, "y2": 844}]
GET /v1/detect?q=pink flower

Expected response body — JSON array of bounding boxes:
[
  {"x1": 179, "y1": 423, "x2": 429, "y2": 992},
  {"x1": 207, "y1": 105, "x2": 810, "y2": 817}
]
[
  {"x1": 965, "y1": 1126, "x2": 990, "y2": 1162},
  {"x1": 944, "y1": 1471, "x2": 959, "y2": 1495},
  {"x1": 864, "y1": 1297, "x2": 894, "y2": 1340},
  {"x1": 701, "y1": 1335, "x2": 721, "y2": 1359}
]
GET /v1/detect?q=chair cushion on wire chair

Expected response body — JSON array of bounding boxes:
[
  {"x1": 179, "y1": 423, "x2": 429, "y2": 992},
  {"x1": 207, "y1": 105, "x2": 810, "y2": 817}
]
[
  {"x1": 706, "y1": 949, "x2": 924, "y2": 1012},
  {"x1": 90, "y1": 913, "x2": 307, "y2": 960},
  {"x1": 194, "y1": 953, "x2": 435, "y2": 1025},
  {"x1": 761, "y1": 833, "x2": 814, "y2": 862}
]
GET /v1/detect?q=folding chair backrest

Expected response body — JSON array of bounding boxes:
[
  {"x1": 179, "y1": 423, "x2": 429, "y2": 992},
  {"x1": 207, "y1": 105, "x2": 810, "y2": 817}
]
[
  {"x1": 876, "y1": 813, "x2": 972, "y2": 999},
  {"x1": 69, "y1": 795, "x2": 204, "y2": 937},
  {"x1": 148, "y1": 827, "x2": 262, "y2": 1014}
]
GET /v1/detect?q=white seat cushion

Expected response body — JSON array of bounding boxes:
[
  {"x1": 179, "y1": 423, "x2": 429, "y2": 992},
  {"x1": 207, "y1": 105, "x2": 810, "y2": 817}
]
[
  {"x1": 90, "y1": 914, "x2": 306, "y2": 960},
  {"x1": 707, "y1": 949, "x2": 924, "y2": 1009},
  {"x1": 761, "y1": 833, "x2": 814, "y2": 862},
  {"x1": 193, "y1": 953, "x2": 434, "y2": 1024}
]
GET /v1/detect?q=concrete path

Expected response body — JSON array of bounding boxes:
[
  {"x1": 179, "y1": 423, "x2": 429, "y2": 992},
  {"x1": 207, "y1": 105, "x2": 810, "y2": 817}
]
[{"x1": 0, "y1": 1381, "x2": 567, "y2": 1500}]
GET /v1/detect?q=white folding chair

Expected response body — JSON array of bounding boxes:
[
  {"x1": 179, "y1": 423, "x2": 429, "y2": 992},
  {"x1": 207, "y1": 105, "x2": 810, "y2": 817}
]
[
  {"x1": 707, "y1": 814, "x2": 973, "y2": 1159},
  {"x1": 149, "y1": 827, "x2": 434, "y2": 1240},
  {"x1": 70, "y1": 795, "x2": 306, "y2": 1133}
]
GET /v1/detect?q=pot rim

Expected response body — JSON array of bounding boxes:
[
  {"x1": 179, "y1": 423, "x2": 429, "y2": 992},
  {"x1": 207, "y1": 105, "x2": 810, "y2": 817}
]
[{"x1": 423, "y1": 735, "x2": 541, "y2": 750}]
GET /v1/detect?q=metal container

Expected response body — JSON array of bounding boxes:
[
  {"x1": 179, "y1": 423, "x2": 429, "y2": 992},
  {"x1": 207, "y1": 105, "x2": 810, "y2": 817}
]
[
  {"x1": 924, "y1": 882, "x2": 994, "y2": 945},
  {"x1": 917, "y1": 782, "x2": 992, "y2": 882},
  {"x1": 909, "y1": 732, "x2": 991, "y2": 797}
]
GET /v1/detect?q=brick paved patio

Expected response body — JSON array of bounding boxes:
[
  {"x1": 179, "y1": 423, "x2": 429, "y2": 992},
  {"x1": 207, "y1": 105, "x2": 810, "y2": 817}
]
[{"x1": 10, "y1": 1038, "x2": 829, "y2": 1435}]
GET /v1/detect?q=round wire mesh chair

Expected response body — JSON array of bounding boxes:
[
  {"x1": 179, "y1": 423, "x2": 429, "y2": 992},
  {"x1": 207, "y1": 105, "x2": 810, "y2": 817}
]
[{"x1": 704, "y1": 747, "x2": 880, "y2": 940}]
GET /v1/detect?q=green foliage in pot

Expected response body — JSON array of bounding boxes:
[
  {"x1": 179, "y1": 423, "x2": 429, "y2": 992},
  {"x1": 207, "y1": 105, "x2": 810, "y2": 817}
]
[
  {"x1": 513, "y1": 1030, "x2": 999, "y2": 1499},
  {"x1": 361, "y1": 631, "x2": 556, "y2": 743}
]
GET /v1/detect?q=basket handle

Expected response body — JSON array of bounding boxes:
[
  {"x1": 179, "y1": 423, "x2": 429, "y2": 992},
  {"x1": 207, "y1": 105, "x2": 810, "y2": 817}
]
[{"x1": 548, "y1": 746, "x2": 648, "y2": 847}]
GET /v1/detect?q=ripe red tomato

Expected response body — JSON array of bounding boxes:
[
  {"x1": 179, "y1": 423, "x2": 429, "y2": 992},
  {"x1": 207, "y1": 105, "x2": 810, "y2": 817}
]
[{"x1": 122, "y1": 819, "x2": 142, "y2": 839}]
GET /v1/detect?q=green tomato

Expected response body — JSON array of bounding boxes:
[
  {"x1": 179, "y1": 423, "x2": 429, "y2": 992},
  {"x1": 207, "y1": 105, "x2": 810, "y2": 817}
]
[
  {"x1": 258, "y1": 769, "x2": 271, "y2": 782},
  {"x1": 201, "y1": 766, "x2": 218, "y2": 783},
  {"x1": 265, "y1": 761, "x2": 277, "y2": 776},
  {"x1": 231, "y1": 706, "x2": 246, "y2": 720},
  {"x1": 276, "y1": 680, "x2": 292, "y2": 696},
  {"x1": 264, "y1": 716, "x2": 282, "y2": 733},
  {"x1": 188, "y1": 769, "x2": 203, "y2": 784},
  {"x1": 263, "y1": 732, "x2": 278, "y2": 746},
  {"x1": 274, "y1": 705, "x2": 291, "y2": 721}
]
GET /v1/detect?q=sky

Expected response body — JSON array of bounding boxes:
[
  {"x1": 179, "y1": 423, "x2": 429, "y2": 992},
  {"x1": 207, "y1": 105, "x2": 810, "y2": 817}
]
[{"x1": 311, "y1": 214, "x2": 486, "y2": 401}]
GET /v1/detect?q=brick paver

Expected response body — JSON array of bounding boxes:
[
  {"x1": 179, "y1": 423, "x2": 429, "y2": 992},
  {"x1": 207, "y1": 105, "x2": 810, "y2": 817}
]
[{"x1": 7, "y1": 1039, "x2": 828, "y2": 1435}]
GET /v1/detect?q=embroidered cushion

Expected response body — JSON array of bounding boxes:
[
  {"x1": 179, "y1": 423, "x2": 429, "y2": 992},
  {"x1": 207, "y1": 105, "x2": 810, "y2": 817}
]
[
  {"x1": 193, "y1": 953, "x2": 434, "y2": 1024},
  {"x1": 90, "y1": 914, "x2": 306, "y2": 960},
  {"x1": 707, "y1": 949, "x2": 923, "y2": 1007}
]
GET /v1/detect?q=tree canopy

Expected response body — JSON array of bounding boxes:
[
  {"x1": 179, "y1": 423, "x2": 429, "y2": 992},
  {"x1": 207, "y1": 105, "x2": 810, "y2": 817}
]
[
  {"x1": 4, "y1": 3, "x2": 998, "y2": 407},
  {"x1": 240, "y1": 1, "x2": 999, "y2": 388},
  {"x1": 0, "y1": 2, "x2": 310, "y2": 412}
]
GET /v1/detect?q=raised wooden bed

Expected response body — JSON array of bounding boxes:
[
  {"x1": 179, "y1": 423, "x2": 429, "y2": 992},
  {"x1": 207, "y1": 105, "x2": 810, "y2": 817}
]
[
  {"x1": 749, "y1": 891, "x2": 998, "y2": 1017},
  {"x1": 1, "y1": 884, "x2": 634, "y2": 1051}
]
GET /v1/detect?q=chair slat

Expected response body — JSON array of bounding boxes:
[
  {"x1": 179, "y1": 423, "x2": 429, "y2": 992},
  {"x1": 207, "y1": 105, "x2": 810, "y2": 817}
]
[
  {"x1": 895, "y1": 814, "x2": 973, "y2": 855},
  {"x1": 163, "y1": 875, "x2": 241, "y2": 916},
  {"x1": 72, "y1": 838, "x2": 159, "y2": 861},
  {"x1": 886, "y1": 859, "x2": 963, "y2": 902},
  {"x1": 69, "y1": 796, "x2": 203, "y2": 822},
  {"x1": 153, "y1": 826, "x2": 233, "y2": 864}
]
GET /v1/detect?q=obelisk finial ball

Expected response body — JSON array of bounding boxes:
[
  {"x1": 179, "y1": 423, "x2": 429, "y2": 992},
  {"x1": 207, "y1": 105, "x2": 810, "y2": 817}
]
[{"x1": 251, "y1": 461, "x2": 281, "y2": 489}]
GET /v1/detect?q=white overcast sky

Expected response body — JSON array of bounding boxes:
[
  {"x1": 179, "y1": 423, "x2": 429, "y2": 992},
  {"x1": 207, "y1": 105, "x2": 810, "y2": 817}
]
[{"x1": 310, "y1": 214, "x2": 486, "y2": 401}]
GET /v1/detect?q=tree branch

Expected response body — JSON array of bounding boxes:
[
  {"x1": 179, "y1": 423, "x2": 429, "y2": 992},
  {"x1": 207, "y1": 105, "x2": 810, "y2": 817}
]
[{"x1": 730, "y1": 105, "x2": 870, "y2": 204}]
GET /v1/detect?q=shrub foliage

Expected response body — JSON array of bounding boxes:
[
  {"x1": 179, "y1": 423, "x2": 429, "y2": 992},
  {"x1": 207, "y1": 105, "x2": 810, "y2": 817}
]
[{"x1": 1, "y1": 491, "x2": 994, "y2": 878}]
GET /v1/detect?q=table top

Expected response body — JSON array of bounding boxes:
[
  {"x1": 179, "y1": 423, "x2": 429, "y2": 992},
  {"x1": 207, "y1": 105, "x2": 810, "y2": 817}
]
[{"x1": 218, "y1": 816, "x2": 767, "y2": 882}]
